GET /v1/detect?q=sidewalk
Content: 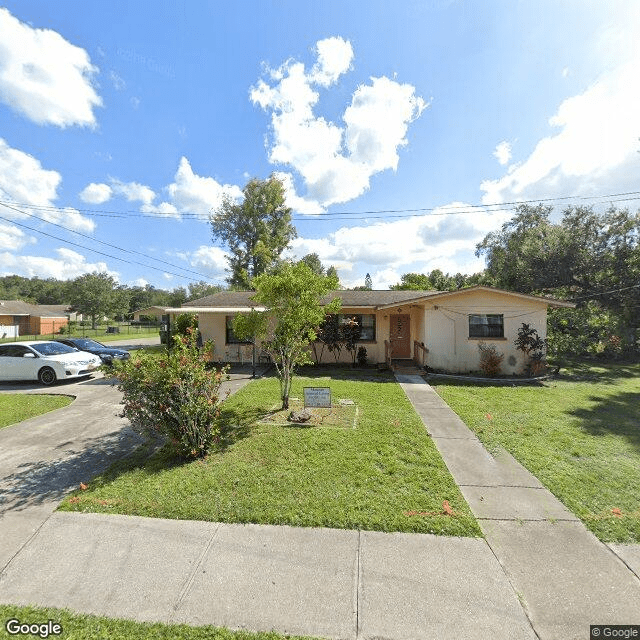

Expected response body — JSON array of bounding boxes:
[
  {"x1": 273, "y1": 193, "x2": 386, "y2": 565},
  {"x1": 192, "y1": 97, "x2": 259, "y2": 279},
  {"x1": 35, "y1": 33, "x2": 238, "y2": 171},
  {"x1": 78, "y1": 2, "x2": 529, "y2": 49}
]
[
  {"x1": 396, "y1": 373, "x2": 640, "y2": 640},
  {"x1": 1, "y1": 372, "x2": 639, "y2": 639}
]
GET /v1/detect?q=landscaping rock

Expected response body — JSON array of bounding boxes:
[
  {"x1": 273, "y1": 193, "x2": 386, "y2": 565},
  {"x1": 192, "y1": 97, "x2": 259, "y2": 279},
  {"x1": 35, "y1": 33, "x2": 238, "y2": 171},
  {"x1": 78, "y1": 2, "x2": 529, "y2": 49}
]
[{"x1": 288, "y1": 408, "x2": 312, "y2": 423}]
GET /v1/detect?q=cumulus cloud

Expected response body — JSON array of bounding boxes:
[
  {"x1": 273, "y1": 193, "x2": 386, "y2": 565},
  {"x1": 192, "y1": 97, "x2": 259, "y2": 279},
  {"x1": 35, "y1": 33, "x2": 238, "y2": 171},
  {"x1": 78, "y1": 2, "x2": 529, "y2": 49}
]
[
  {"x1": 481, "y1": 7, "x2": 640, "y2": 204},
  {"x1": 0, "y1": 247, "x2": 116, "y2": 279},
  {"x1": 0, "y1": 223, "x2": 36, "y2": 251},
  {"x1": 0, "y1": 138, "x2": 95, "y2": 232},
  {"x1": 167, "y1": 157, "x2": 242, "y2": 219},
  {"x1": 111, "y1": 179, "x2": 155, "y2": 205},
  {"x1": 79, "y1": 182, "x2": 112, "y2": 204},
  {"x1": 287, "y1": 202, "x2": 500, "y2": 288},
  {"x1": 0, "y1": 7, "x2": 102, "y2": 127},
  {"x1": 251, "y1": 37, "x2": 426, "y2": 212},
  {"x1": 140, "y1": 201, "x2": 180, "y2": 218},
  {"x1": 187, "y1": 245, "x2": 229, "y2": 279},
  {"x1": 493, "y1": 141, "x2": 512, "y2": 166}
]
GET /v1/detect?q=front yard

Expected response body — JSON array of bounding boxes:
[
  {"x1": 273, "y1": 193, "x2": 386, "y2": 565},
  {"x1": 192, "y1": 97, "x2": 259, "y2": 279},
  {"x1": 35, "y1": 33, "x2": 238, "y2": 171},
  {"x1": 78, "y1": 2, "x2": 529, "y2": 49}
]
[
  {"x1": 433, "y1": 362, "x2": 640, "y2": 543},
  {"x1": 59, "y1": 368, "x2": 481, "y2": 537}
]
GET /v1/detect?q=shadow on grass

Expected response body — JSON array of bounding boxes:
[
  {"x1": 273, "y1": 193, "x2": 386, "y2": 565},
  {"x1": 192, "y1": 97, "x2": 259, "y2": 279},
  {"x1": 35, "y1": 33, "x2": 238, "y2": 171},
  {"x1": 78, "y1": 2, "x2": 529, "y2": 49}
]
[
  {"x1": 570, "y1": 390, "x2": 640, "y2": 452},
  {"x1": 553, "y1": 360, "x2": 640, "y2": 384},
  {"x1": 296, "y1": 364, "x2": 396, "y2": 383}
]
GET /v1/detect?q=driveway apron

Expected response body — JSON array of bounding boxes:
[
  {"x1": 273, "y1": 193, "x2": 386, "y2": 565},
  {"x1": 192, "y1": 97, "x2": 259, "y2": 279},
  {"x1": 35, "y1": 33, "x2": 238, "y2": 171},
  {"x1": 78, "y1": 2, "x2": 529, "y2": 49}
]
[{"x1": 396, "y1": 373, "x2": 640, "y2": 640}]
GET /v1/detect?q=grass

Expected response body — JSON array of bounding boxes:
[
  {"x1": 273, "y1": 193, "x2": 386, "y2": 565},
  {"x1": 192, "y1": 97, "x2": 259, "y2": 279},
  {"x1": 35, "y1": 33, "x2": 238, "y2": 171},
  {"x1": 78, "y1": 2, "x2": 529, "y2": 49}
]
[
  {"x1": 0, "y1": 326, "x2": 160, "y2": 345},
  {"x1": 432, "y1": 361, "x2": 640, "y2": 543},
  {"x1": 0, "y1": 604, "x2": 317, "y2": 640},
  {"x1": 59, "y1": 368, "x2": 481, "y2": 537},
  {"x1": 0, "y1": 394, "x2": 73, "y2": 429}
]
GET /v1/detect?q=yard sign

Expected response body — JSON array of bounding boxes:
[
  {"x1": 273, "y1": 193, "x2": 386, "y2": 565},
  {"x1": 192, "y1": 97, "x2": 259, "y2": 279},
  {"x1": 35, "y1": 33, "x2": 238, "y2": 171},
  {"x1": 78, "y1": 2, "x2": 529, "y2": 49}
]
[{"x1": 304, "y1": 387, "x2": 332, "y2": 408}]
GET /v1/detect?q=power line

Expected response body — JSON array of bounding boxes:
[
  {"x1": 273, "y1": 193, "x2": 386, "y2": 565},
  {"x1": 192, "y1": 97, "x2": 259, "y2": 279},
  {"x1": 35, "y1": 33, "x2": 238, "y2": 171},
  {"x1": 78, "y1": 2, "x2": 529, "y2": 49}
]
[
  {"x1": 0, "y1": 211, "x2": 218, "y2": 284},
  {"x1": 0, "y1": 202, "x2": 216, "y2": 282},
  {"x1": 1, "y1": 189, "x2": 639, "y2": 223}
]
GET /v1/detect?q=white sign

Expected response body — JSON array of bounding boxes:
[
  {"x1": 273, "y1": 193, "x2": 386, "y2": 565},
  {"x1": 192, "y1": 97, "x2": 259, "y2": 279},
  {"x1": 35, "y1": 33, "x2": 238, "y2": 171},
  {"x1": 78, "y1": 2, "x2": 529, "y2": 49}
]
[{"x1": 304, "y1": 387, "x2": 332, "y2": 408}]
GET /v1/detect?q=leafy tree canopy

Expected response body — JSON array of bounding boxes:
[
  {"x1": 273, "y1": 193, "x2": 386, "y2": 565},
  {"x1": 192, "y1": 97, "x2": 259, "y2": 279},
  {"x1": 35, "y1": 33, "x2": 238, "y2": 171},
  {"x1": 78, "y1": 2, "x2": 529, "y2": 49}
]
[
  {"x1": 233, "y1": 262, "x2": 340, "y2": 409},
  {"x1": 210, "y1": 176, "x2": 297, "y2": 289}
]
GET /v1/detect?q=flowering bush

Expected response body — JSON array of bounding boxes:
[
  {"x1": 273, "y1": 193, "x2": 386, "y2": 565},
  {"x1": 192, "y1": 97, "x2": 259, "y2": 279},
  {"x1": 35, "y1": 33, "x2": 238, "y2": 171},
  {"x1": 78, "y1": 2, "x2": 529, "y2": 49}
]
[{"x1": 113, "y1": 330, "x2": 227, "y2": 459}]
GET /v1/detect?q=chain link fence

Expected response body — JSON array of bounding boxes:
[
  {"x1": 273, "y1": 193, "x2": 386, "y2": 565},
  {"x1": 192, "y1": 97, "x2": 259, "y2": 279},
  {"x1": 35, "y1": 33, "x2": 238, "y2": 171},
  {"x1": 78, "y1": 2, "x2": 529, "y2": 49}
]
[{"x1": 0, "y1": 319, "x2": 162, "y2": 343}]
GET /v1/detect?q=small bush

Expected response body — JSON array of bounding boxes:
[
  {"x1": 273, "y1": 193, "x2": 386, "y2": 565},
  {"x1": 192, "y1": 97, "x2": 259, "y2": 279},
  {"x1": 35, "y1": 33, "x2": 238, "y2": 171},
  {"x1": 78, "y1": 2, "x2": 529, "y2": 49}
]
[
  {"x1": 357, "y1": 346, "x2": 368, "y2": 366},
  {"x1": 477, "y1": 342, "x2": 504, "y2": 377},
  {"x1": 514, "y1": 323, "x2": 547, "y2": 375},
  {"x1": 113, "y1": 330, "x2": 227, "y2": 459}
]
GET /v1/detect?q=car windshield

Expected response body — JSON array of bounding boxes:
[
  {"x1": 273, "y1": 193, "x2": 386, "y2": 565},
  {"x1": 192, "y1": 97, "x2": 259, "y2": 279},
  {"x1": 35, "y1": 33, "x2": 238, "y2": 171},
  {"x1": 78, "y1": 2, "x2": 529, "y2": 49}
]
[
  {"x1": 31, "y1": 342, "x2": 78, "y2": 356},
  {"x1": 72, "y1": 339, "x2": 105, "y2": 349}
]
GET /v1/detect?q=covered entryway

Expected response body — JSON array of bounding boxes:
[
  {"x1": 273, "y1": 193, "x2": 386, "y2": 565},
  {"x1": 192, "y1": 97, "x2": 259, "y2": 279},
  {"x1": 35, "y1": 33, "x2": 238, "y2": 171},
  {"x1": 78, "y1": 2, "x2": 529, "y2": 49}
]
[{"x1": 389, "y1": 313, "x2": 411, "y2": 358}]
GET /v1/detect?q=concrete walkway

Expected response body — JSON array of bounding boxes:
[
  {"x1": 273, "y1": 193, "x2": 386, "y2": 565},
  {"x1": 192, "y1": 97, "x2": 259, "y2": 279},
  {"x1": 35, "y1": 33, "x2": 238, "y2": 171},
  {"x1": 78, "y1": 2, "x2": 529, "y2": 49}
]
[
  {"x1": 1, "y1": 369, "x2": 639, "y2": 639},
  {"x1": 396, "y1": 373, "x2": 640, "y2": 640}
]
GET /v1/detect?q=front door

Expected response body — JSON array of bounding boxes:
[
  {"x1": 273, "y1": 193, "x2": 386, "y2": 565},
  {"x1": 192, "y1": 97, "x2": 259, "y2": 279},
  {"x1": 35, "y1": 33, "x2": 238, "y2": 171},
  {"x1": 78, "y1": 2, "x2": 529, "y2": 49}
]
[{"x1": 389, "y1": 314, "x2": 411, "y2": 358}]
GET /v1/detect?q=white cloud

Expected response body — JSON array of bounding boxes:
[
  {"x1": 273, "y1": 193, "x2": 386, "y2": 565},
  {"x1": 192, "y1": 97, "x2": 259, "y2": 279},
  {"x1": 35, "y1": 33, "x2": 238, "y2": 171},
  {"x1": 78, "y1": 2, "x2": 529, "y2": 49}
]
[
  {"x1": 251, "y1": 37, "x2": 426, "y2": 212},
  {"x1": 309, "y1": 36, "x2": 353, "y2": 87},
  {"x1": 79, "y1": 182, "x2": 112, "y2": 204},
  {"x1": 0, "y1": 247, "x2": 116, "y2": 279},
  {"x1": 493, "y1": 141, "x2": 512, "y2": 166},
  {"x1": 481, "y1": 7, "x2": 640, "y2": 204},
  {"x1": 188, "y1": 245, "x2": 229, "y2": 278},
  {"x1": 0, "y1": 138, "x2": 95, "y2": 232},
  {"x1": 288, "y1": 202, "x2": 501, "y2": 287},
  {"x1": 140, "y1": 201, "x2": 180, "y2": 218},
  {"x1": 111, "y1": 179, "x2": 155, "y2": 205},
  {"x1": 0, "y1": 7, "x2": 102, "y2": 127},
  {"x1": 167, "y1": 157, "x2": 242, "y2": 219},
  {"x1": 0, "y1": 223, "x2": 36, "y2": 251}
]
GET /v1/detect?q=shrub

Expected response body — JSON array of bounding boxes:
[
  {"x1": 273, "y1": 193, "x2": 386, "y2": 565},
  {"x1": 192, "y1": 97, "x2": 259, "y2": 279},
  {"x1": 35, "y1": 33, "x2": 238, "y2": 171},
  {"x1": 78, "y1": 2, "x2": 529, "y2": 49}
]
[
  {"x1": 173, "y1": 313, "x2": 198, "y2": 337},
  {"x1": 514, "y1": 323, "x2": 547, "y2": 375},
  {"x1": 477, "y1": 342, "x2": 504, "y2": 377},
  {"x1": 357, "y1": 346, "x2": 368, "y2": 366},
  {"x1": 341, "y1": 316, "x2": 360, "y2": 365},
  {"x1": 113, "y1": 330, "x2": 227, "y2": 459}
]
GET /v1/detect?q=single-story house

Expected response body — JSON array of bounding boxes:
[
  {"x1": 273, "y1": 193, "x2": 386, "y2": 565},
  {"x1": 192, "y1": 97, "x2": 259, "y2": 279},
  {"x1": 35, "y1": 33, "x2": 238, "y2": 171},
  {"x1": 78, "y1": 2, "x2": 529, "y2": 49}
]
[
  {"x1": 132, "y1": 306, "x2": 168, "y2": 322},
  {"x1": 162, "y1": 286, "x2": 574, "y2": 374},
  {"x1": 0, "y1": 300, "x2": 70, "y2": 338}
]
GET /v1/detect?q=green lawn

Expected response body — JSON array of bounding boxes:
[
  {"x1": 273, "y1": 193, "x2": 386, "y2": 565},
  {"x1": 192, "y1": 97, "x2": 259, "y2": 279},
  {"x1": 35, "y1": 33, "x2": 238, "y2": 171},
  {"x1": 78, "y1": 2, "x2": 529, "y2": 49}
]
[
  {"x1": 0, "y1": 326, "x2": 160, "y2": 345},
  {"x1": 59, "y1": 368, "x2": 481, "y2": 537},
  {"x1": 432, "y1": 362, "x2": 640, "y2": 543},
  {"x1": 0, "y1": 605, "x2": 316, "y2": 640},
  {"x1": 0, "y1": 394, "x2": 73, "y2": 429}
]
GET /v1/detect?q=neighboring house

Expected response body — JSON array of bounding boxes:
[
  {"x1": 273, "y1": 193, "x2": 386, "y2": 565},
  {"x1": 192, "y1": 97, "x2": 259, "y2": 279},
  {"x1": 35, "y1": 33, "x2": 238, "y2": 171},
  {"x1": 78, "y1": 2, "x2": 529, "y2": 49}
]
[
  {"x1": 0, "y1": 300, "x2": 70, "y2": 338},
  {"x1": 164, "y1": 286, "x2": 573, "y2": 374},
  {"x1": 132, "y1": 306, "x2": 167, "y2": 322}
]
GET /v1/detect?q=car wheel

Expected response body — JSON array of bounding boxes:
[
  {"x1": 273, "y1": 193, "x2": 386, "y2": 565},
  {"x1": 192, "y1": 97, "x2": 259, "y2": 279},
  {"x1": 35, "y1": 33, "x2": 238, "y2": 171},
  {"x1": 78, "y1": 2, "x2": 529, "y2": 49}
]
[{"x1": 38, "y1": 366, "x2": 57, "y2": 386}]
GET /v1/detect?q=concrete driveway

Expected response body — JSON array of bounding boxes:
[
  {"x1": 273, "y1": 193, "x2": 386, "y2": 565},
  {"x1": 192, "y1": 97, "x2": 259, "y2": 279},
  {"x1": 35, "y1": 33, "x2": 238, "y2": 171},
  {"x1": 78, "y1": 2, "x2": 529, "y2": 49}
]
[{"x1": 0, "y1": 373, "x2": 145, "y2": 570}]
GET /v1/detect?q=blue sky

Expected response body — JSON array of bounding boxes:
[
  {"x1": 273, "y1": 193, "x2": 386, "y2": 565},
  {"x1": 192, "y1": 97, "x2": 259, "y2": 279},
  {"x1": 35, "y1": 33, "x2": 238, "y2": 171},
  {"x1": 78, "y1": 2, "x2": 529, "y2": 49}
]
[{"x1": 0, "y1": 1, "x2": 639, "y2": 290}]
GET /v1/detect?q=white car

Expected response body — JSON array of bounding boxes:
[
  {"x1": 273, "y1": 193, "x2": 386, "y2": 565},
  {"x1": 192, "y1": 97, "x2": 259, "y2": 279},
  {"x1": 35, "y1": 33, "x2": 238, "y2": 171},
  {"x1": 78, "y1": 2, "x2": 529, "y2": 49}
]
[{"x1": 0, "y1": 340, "x2": 102, "y2": 385}]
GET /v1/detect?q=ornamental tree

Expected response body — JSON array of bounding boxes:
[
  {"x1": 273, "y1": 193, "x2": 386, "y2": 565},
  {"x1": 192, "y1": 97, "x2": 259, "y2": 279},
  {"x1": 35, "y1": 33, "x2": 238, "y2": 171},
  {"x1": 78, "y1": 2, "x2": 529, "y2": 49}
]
[{"x1": 233, "y1": 262, "x2": 340, "y2": 409}]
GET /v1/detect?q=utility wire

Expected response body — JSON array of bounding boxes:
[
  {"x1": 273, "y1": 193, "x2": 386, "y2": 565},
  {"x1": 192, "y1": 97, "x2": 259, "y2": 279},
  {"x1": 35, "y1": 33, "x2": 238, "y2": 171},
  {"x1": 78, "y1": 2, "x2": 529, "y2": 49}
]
[
  {"x1": 0, "y1": 202, "x2": 215, "y2": 282},
  {"x1": 1, "y1": 189, "x2": 639, "y2": 222},
  {"x1": 0, "y1": 212, "x2": 217, "y2": 284}
]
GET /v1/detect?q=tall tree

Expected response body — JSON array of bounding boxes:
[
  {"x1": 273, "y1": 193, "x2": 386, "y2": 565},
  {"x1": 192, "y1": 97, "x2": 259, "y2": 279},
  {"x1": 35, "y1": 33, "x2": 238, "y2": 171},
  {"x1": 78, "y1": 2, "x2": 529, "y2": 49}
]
[
  {"x1": 210, "y1": 176, "x2": 297, "y2": 289},
  {"x1": 68, "y1": 272, "x2": 121, "y2": 329},
  {"x1": 298, "y1": 253, "x2": 325, "y2": 276},
  {"x1": 233, "y1": 262, "x2": 340, "y2": 409}
]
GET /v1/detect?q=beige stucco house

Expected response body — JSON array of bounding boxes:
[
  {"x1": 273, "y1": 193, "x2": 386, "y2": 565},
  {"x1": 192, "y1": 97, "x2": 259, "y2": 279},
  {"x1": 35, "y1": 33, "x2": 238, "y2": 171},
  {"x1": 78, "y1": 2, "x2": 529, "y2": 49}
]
[{"x1": 162, "y1": 286, "x2": 574, "y2": 374}]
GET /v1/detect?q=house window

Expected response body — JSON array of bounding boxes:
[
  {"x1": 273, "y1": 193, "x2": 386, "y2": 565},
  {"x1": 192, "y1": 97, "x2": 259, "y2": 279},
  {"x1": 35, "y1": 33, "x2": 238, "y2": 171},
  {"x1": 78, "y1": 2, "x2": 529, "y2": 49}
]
[
  {"x1": 469, "y1": 314, "x2": 504, "y2": 338},
  {"x1": 226, "y1": 316, "x2": 252, "y2": 344},
  {"x1": 323, "y1": 314, "x2": 376, "y2": 341}
]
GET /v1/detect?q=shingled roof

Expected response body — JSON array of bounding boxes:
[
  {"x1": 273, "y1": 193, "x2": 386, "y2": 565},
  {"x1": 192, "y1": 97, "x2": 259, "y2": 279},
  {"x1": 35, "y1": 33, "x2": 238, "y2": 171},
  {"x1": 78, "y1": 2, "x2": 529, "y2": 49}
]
[
  {"x1": 183, "y1": 290, "x2": 439, "y2": 309},
  {"x1": 0, "y1": 300, "x2": 69, "y2": 317}
]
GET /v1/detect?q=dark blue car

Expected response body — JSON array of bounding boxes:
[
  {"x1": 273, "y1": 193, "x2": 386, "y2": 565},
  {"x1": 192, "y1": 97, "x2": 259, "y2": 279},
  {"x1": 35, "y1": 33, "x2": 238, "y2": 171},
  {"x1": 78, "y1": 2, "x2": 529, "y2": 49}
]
[{"x1": 55, "y1": 338, "x2": 130, "y2": 366}]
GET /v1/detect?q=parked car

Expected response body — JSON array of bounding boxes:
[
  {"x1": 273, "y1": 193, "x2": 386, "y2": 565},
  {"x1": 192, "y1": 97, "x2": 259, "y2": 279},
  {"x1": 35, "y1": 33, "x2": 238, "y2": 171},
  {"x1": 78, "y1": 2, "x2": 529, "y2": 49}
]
[
  {"x1": 55, "y1": 338, "x2": 130, "y2": 366},
  {"x1": 0, "y1": 341, "x2": 102, "y2": 385}
]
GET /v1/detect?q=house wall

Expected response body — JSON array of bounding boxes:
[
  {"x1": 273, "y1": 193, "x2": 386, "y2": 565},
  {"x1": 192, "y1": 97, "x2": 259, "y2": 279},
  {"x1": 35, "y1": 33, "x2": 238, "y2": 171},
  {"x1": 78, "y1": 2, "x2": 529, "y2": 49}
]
[{"x1": 421, "y1": 290, "x2": 548, "y2": 374}]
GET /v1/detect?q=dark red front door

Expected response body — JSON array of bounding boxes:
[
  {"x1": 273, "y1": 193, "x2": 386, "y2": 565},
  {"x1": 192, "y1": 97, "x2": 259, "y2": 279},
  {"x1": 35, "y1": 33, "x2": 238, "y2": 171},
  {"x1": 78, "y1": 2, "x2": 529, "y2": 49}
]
[{"x1": 390, "y1": 314, "x2": 410, "y2": 358}]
